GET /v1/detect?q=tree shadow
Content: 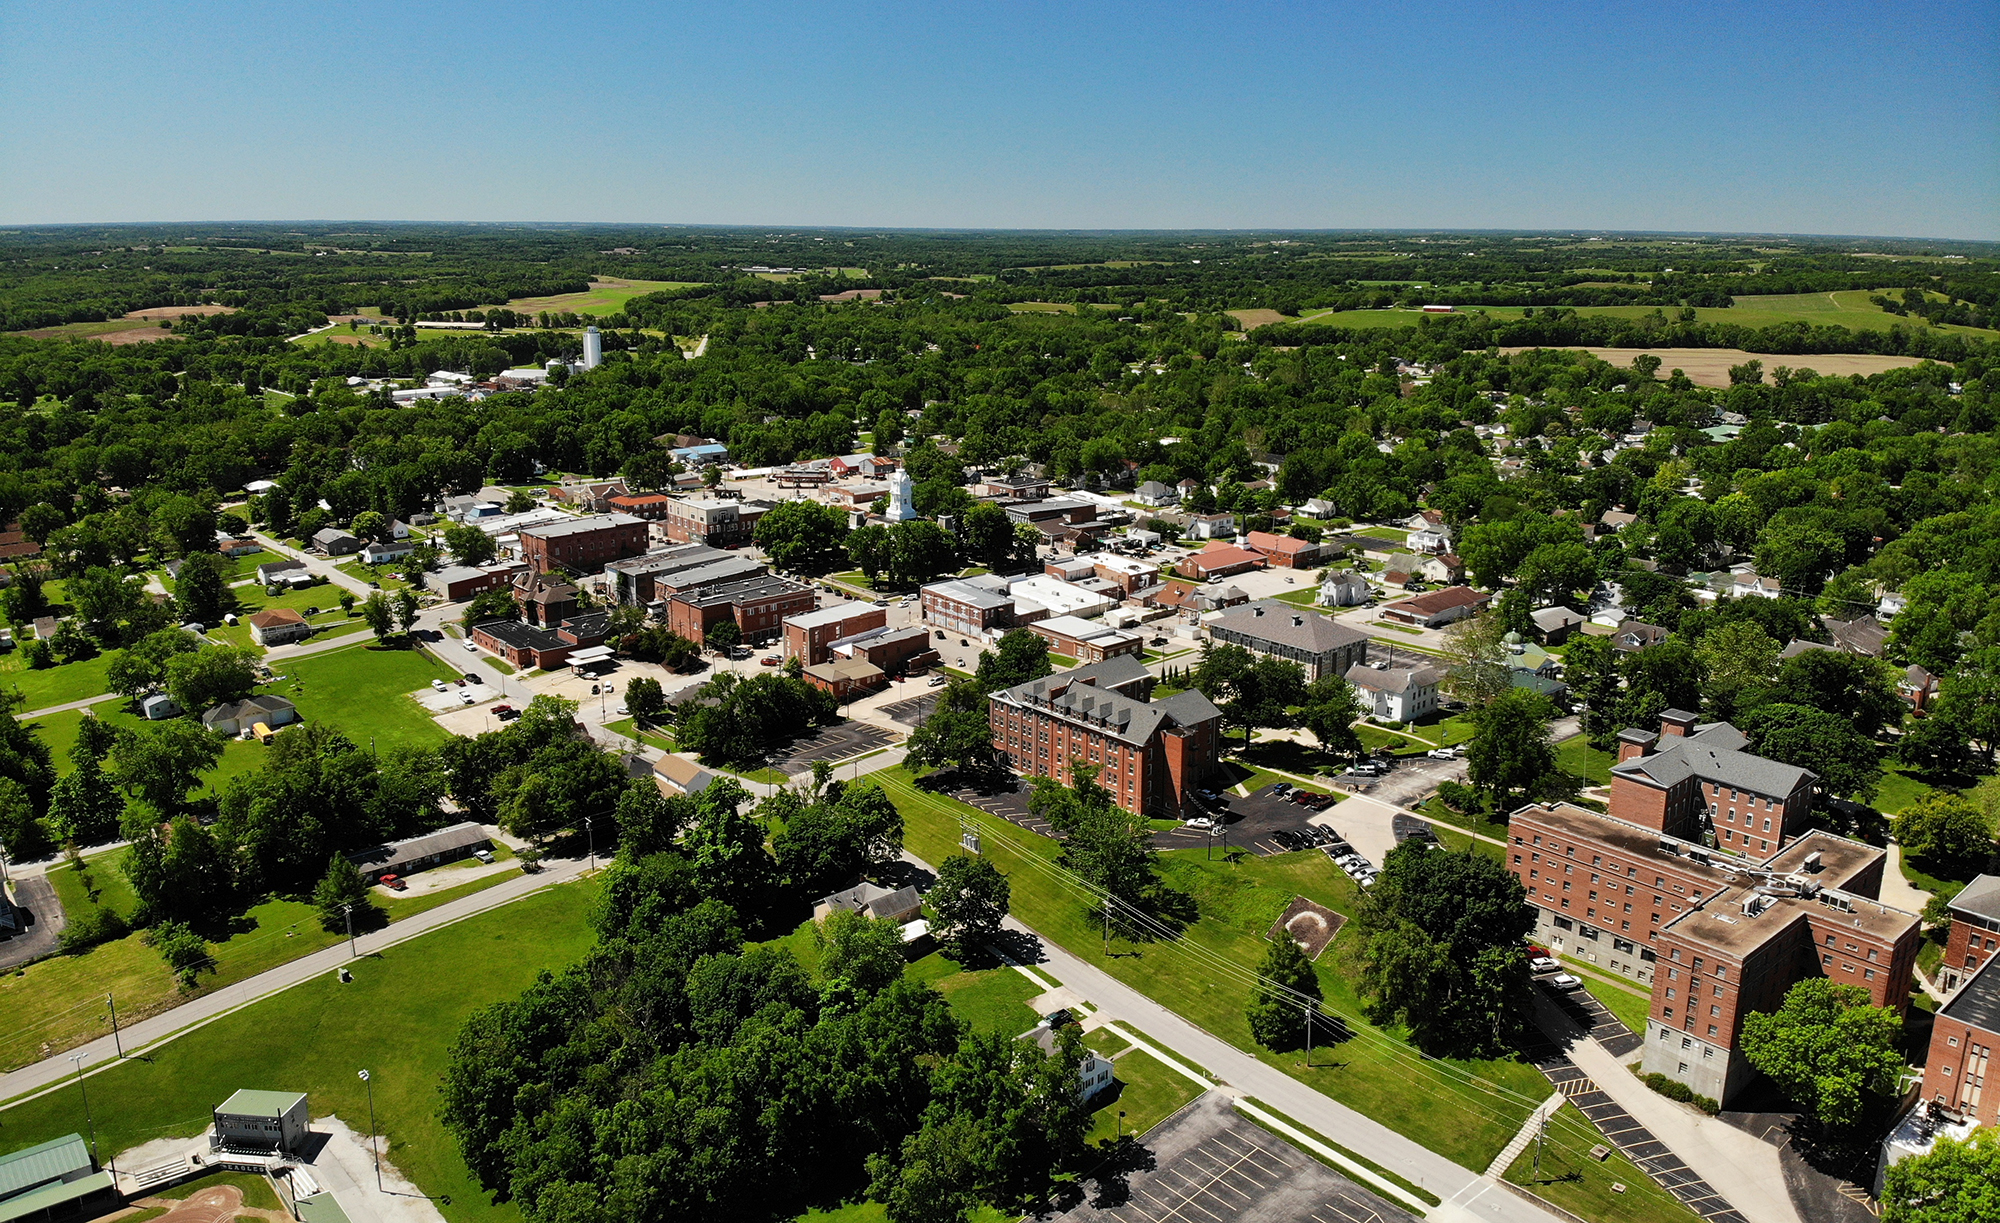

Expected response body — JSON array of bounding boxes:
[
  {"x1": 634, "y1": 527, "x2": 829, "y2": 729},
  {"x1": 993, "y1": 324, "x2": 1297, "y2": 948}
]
[{"x1": 1077, "y1": 1134, "x2": 1158, "y2": 1210}]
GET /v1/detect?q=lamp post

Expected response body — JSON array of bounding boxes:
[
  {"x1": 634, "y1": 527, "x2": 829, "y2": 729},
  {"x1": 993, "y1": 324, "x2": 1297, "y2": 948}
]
[
  {"x1": 358, "y1": 1069, "x2": 381, "y2": 1190},
  {"x1": 68, "y1": 1054, "x2": 106, "y2": 1177}
]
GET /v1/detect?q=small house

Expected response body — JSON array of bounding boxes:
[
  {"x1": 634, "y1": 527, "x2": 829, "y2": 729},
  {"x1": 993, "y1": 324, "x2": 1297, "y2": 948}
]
[
  {"x1": 140, "y1": 693, "x2": 182, "y2": 720},
  {"x1": 344, "y1": 822, "x2": 494, "y2": 884},
  {"x1": 814, "y1": 882, "x2": 922, "y2": 925},
  {"x1": 312, "y1": 528, "x2": 361, "y2": 556},
  {"x1": 653, "y1": 753, "x2": 717, "y2": 798},
  {"x1": 1346, "y1": 662, "x2": 1441, "y2": 722},
  {"x1": 202, "y1": 694, "x2": 299, "y2": 737},
  {"x1": 0, "y1": 1134, "x2": 117, "y2": 1223},
  {"x1": 362, "y1": 539, "x2": 416, "y2": 565},
  {"x1": 248, "y1": 608, "x2": 313, "y2": 647}
]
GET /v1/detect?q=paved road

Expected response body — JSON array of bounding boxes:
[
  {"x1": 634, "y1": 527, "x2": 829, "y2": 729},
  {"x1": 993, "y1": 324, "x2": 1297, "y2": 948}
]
[
  {"x1": 0, "y1": 854, "x2": 591, "y2": 1106},
  {"x1": 0, "y1": 875, "x2": 63, "y2": 971},
  {"x1": 1003, "y1": 921, "x2": 1564, "y2": 1223}
]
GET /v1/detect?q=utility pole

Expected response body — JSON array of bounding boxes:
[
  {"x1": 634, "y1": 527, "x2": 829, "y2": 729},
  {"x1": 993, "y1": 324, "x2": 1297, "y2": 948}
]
[
  {"x1": 343, "y1": 904, "x2": 357, "y2": 957},
  {"x1": 106, "y1": 996, "x2": 121, "y2": 1059},
  {"x1": 1534, "y1": 1105, "x2": 1546, "y2": 1180},
  {"x1": 584, "y1": 816, "x2": 596, "y2": 872},
  {"x1": 358, "y1": 1069, "x2": 381, "y2": 1190},
  {"x1": 69, "y1": 1054, "x2": 105, "y2": 1177}
]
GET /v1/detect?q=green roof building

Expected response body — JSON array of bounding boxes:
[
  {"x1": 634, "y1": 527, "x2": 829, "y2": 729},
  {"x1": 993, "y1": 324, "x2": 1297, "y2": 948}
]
[
  {"x1": 0, "y1": 1135, "x2": 117, "y2": 1223},
  {"x1": 213, "y1": 1090, "x2": 311, "y2": 1156}
]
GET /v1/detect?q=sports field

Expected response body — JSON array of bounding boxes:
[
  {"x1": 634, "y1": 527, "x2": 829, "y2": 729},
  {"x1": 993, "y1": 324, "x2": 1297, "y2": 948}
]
[{"x1": 491, "y1": 277, "x2": 705, "y2": 316}]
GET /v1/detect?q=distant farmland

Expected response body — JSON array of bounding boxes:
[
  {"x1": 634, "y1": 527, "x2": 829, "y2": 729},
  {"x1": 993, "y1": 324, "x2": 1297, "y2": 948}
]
[
  {"x1": 9, "y1": 303, "x2": 237, "y2": 344},
  {"x1": 1290, "y1": 291, "x2": 1999, "y2": 340},
  {"x1": 490, "y1": 277, "x2": 705, "y2": 316},
  {"x1": 1495, "y1": 346, "x2": 1945, "y2": 388}
]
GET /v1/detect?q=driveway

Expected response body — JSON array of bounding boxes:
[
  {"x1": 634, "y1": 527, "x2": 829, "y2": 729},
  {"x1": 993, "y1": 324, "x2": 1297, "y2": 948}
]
[{"x1": 0, "y1": 875, "x2": 63, "y2": 970}]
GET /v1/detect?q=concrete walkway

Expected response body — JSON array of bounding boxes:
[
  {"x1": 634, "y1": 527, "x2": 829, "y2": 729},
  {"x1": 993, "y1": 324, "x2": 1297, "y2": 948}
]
[
  {"x1": 1544, "y1": 997, "x2": 1802, "y2": 1223},
  {"x1": 0, "y1": 855, "x2": 591, "y2": 1107},
  {"x1": 1484, "y1": 1092, "x2": 1567, "y2": 1179}
]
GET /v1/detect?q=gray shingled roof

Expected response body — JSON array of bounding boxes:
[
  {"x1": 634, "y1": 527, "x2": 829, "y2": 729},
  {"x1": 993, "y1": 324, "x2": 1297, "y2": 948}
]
[
  {"x1": 1611, "y1": 721, "x2": 1812, "y2": 796},
  {"x1": 1210, "y1": 601, "x2": 1368, "y2": 654},
  {"x1": 995, "y1": 670, "x2": 1220, "y2": 746},
  {"x1": 1941, "y1": 949, "x2": 2000, "y2": 1035},
  {"x1": 1345, "y1": 663, "x2": 1439, "y2": 694},
  {"x1": 1949, "y1": 875, "x2": 2000, "y2": 921}
]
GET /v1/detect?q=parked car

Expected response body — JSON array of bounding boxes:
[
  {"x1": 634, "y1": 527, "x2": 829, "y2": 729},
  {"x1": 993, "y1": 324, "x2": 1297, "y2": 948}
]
[
  {"x1": 760, "y1": 656, "x2": 780, "y2": 666},
  {"x1": 1529, "y1": 956, "x2": 1561, "y2": 974},
  {"x1": 496, "y1": 706, "x2": 522, "y2": 721},
  {"x1": 380, "y1": 874, "x2": 406, "y2": 891},
  {"x1": 464, "y1": 672, "x2": 481, "y2": 684},
  {"x1": 1185, "y1": 817, "x2": 1215, "y2": 832},
  {"x1": 928, "y1": 675, "x2": 948, "y2": 687},
  {"x1": 431, "y1": 679, "x2": 448, "y2": 692},
  {"x1": 1269, "y1": 782, "x2": 1293, "y2": 796},
  {"x1": 463, "y1": 639, "x2": 477, "y2": 652},
  {"x1": 1039, "y1": 1008, "x2": 1076, "y2": 1030},
  {"x1": 492, "y1": 704, "x2": 514, "y2": 716},
  {"x1": 1547, "y1": 973, "x2": 1582, "y2": 990},
  {"x1": 472, "y1": 848, "x2": 496, "y2": 864},
  {"x1": 460, "y1": 691, "x2": 475, "y2": 705},
  {"x1": 1426, "y1": 748, "x2": 1456, "y2": 760}
]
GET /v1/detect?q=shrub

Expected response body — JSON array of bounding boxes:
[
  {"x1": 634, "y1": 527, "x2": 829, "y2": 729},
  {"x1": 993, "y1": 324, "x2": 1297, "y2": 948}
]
[
  {"x1": 57, "y1": 905, "x2": 130, "y2": 954},
  {"x1": 1640, "y1": 1072, "x2": 1719, "y2": 1114}
]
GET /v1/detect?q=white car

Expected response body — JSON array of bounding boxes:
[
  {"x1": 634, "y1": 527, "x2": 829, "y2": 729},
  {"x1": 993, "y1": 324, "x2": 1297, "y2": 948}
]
[
  {"x1": 1427, "y1": 748, "x2": 1458, "y2": 760},
  {"x1": 1547, "y1": 972, "x2": 1582, "y2": 990},
  {"x1": 462, "y1": 639, "x2": 476, "y2": 652},
  {"x1": 460, "y1": 691, "x2": 475, "y2": 705},
  {"x1": 431, "y1": 679, "x2": 448, "y2": 692},
  {"x1": 1185, "y1": 817, "x2": 1215, "y2": 832},
  {"x1": 1529, "y1": 956, "x2": 1560, "y2": 974}
]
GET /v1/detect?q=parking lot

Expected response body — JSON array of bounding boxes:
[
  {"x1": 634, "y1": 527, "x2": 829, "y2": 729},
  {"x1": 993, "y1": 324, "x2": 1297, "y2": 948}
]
[
  {"x1": 880, "y1": 692, "x2": 941, "y2": 727},
  {"x1": 1058, "y1": 1092, "x2": 1416, "y2": 1223},
  {"x1": 1165, "y1": 783, "x2": 1339, "y2": 856},
  {"x1": 766, "y1": 723, "x2": 898, "y2": 773}
]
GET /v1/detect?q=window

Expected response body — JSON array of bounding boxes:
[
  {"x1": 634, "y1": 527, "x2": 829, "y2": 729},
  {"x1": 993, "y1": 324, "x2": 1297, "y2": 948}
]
[{"x1": 1679, "y1": 1062, "x2": 1689, "y2": 1074}]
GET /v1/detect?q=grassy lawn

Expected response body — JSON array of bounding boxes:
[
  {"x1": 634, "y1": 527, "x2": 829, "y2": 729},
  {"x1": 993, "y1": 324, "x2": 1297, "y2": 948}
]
[
  {"x1": 203, "y1": 583, "x2": 357, "y2": 650},
  {"x1": 1229, "y1": 737, "x2": 1348, "y2": 781},
  {"x1": 931, "y1": 966, "x2": 1045, "y2": 1037},
  {"x1": 261, "y1": 642, "x2": 460, "y2": 748},
  {"x1": 1556, "y1": 736, "x2": 1614, "y2": 786},
  {"x1": 603, "y1": 717, "x2": 676, "y2": 750},
  {"x1": 1415, "y1": 796, "x2": 1511, "y2": 843},
  {"x1": 877, "y1": 767, "x2": 1553, "y2": 1174},
  {"x1": 1504, "y1": 1125, "x2": 1699, "y2": 1223},
  {"x1": 1084, "y1": 1027, "x2": 1132, "y2": 1058},
  {"x1": 1568, "y1": 968, "x2": 1654, "y2": 1036},
  {"x1": 0, "y1": 650, "x2": 117, "y2": 711},
  {"x1": 0, "y1": 881, "x2": 600, "y2": 1223},
  {"x1": 10, "y1": 851, "x2": 523, "y2": 1073},
  {"x1": 1085, "y1": 1049, "x2": 1202, "y2": 1145},
  {"x1": 1399, "y1": 713, "x2": 1477, "y2": 749},
  {"x1": 25, "y1": 705, "x2": 263, "y2": 791}
]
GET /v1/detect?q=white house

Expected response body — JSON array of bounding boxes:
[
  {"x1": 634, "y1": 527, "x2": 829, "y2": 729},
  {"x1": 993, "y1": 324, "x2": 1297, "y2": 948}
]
[
  {"x1": 362, "y1": 539, "x2": 417, "y2": 565},
  {"x1": 1345, "y1": 662, "x2": 1440, "y2": 723},
  {"x1": 1185, "y1": 512, "x2": 1237, "y2": 540},
  {"x1": 1317, "y1": 570, "x2": 1371, "y2": 607},
  {"x1": 1134, "y1": 480, "x2": 1177, "y2": 507}
]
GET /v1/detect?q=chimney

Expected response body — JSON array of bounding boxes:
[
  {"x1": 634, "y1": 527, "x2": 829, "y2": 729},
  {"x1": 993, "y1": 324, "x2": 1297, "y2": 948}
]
[
  {"x1": 1292, "y1": 615, "x2": 1303, "y2": 626},
  {"x1": 1616, "y1": 727, "x2": 1658, "y2": 763},
  {"x1": 1254, "y1": 606, "x2": 1264, "y2": 616},
  {"x1": 1660, "y1": 709, "x2": 1698, "y2": 738}
]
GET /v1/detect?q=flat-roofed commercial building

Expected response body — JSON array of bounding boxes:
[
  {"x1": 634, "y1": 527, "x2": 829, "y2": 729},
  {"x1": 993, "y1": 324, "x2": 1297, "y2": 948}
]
[
  {"x1": 662, "y1": 498, "x2": 764, "y2": 547},
  {"x1": 518, "y1": 513, "x2": 649, "y2": 574},
  {"x1": 1916, "y1": 948, "x2": 2000, "y2": 1124},
  {"x1": 922, "y1": 576, "x2": 1015, "y2": 638},
  {"x1": 1024, "y1": 614, "x2": 1144, "y2": 664},
  {"x1": 783, "y1": 603, "x2": 887, "y2": 665},
  {"x1": 667, "y1": 575, "x2": 815, "y2": 646},
  {"x1": 989, "y1": 656, "x2": 1221, "y2": 820},
  {"x1": 604, "y1": 545, "x2": 765, "y2": 606}
]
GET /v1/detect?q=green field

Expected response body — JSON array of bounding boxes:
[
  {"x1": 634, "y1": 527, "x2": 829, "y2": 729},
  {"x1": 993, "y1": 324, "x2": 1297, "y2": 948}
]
[
  {"x1": 931, "y1": 966, "x2": 1045, "y2": 1037},
  {"x1": 27, "y1": 705, "x2": 264, "y2": 792},
  {"x1": 261, "y1": 642, "x2": 460, "y2": 748},
  {"x1": 1291, "y1": 292, "x2": 2000, "y2": 340},
  {"x1": 876, "y1": 767, "x2": 1557, "y2": 1174},
  {"x1": 0, "y1": 881, "x2": 599, "y2": 1223},
  {"x1": 1504, "y1": 1122, "x2": 1698, "y2": 1223},
  {"x1": 7, "y1": 849, "x2": 525, "y2": 1073},
  {"x1": 6, "y1": 318, "x2": 175, "y2": 342},
  {"x1": 1556, "y1": 736, "x2": 1615, "y2": 786},
  {"x1": 490, "y1": 278, "x2": 706, "y2": 317},
  {"x1": 0, "y1": 650, "x2": 116, "y2": 713}
]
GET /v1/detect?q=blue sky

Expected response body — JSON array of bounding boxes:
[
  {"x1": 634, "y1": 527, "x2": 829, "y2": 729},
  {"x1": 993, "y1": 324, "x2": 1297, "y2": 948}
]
[{"x1": 2, "y1": 0, "x2": 1995, "y2": 239}]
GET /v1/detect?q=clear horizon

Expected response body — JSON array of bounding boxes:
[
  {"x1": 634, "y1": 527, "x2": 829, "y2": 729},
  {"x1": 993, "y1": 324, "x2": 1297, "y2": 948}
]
[{"x1": 2, "y1": 0, "x2": 1996, "y2": 241}]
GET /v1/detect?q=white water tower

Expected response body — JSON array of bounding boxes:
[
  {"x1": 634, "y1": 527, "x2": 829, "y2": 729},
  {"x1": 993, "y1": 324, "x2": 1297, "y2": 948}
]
[{"x1": 582, "y1": 325, "x2": 602, "y2": 370}]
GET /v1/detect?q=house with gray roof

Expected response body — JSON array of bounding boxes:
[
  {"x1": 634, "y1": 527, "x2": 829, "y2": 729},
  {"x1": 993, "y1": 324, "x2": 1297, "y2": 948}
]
[
  {"x1": 1345, "y1": 661, "x2": 1440, "y2": 722},
  {"x1": 1610, "y1": 711, "x2": 1818, "y2": 855},
  {"x1": 1207, "y1": 600, "x2": 1369, "y2": 681}
]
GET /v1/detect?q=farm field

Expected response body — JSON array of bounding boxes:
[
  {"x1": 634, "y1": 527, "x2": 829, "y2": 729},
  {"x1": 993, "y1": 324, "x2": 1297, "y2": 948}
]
[
  {"x1": 6, "y1": 305, "x2": 238, "y2": 344},
  {"x1": 1494, "y1": 346, "x2": 1945, "y2": 388},
  {"x1": 0, "y1": 882, "x2": 599, "y2": 1223},
  {"x1": 1291, "y1": 293, "x2": 2000, "y2": 341},
  {"x1": 489, "y1": 277, "x2": 705, "y2": 316}
]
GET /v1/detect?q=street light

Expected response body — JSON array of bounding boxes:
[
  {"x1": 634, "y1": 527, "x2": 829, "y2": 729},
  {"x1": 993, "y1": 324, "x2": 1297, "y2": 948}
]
[
  {"x1": 68, "y1": 1054, "x2": 108, "y2": 1178},
  {"x1": 357, "y1": 1069, "x2": 381, "y2": 1190},
  {"x1": 584, "y1": 816, "x2": 595, "y2": 872}
]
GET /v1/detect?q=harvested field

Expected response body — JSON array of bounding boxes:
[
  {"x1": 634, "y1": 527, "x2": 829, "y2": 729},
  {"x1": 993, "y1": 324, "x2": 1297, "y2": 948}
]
[
  {"x1": 1496, "y1": 346, "x2": 1944, "y2": 388},
  {"x1": 1227, "y1": 308, "x2": 1292, "y2": 330},
  {"x1": 13, "y1": 319, "x2": 175, "y2": 344},
  {"x1": 1266, "y1": 896, "x2": 1344, "y2": 960},
  {"x1": 497, "y1": 277, "x2": 703, "y2": 316},
  {"x1": 123, "y1": 304, "x2": 235, "y2": 319}
]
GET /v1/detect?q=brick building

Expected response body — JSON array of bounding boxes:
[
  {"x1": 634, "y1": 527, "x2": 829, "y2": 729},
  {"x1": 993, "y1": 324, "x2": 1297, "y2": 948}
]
[
  {"x1": 988, "y1": 655, "x2": 1222, "y2": 820},
  {"x1": 604, "y1": 545, "x2": 765, "y2": 606},
  {"x1": 804, "y1": 658, "x2": 887, "y2": 701},
  {"x1": 667, "y1": 575, "x2": 814, "y2": 646},
  {"x1": 661, "y1": 498, "x2": 763, "y2": 547},
  {"x1": 1916, "y1": 949, "x2": 2000, "y2": 1124},
  {"x1": 1942, "y1": 875, "x2": 2000, "y2": 993},
  {"x1": 429, "y1": 562, "x2": 530, "y2": 601},
  {"x1": 783, "y1": 603, "x2": 887, "y2": 666},
  {"x1": 1609, "y1": 711, "x2": 1817, "y2": 855},
  {"x1": 921, "y1": 576, "x2": 1015, "y2": 637},
  {"x1": 1091, "y1": 554, "x2": 1161, "y2": 594},
  {"x1": 827, "y1": 624, "x2": 937, "y2": 674},
  {"x1": 1025, "y1": 615, "x2": 1145, "y2": 664},
  {"x1": 1175, "y1": 542, "x2": 1266, "y2": 581},
  {"x1": 1378, "y1": 585, "x2": 1489, "y2": 628},
  {"x1": 1207, "y1": 601, "x2": 1368, "y2": 682},
  {"x1": 1506, "y1": 715, "x2": 1918, "y2": 1106},
  {"x1": 517, "y1": 514, "x2": 648, "y2": 575},
  {"x1": 606, "y1": 492, "x2": 675, "y2": 520},
  {"x1": 512, "y1": 571, "x2": 579, "y2": 627},
  {"x1": 1243, "y1": 530, "x2": 1328, "y2": 569},
  {"x1": 472, "y1": 611, "x2": 610, "y2": 670}
]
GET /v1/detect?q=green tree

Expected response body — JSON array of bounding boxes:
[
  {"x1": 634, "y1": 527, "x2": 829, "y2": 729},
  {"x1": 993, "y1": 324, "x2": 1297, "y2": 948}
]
[
  {"x1": 625, "y1": 676, "x2": 665, "y2": 722},
  {"x1": 814, "y1": 908, "x2": 908, "y2": 994},
  {"x1": 1763, "y1": 648, "x2": 1905, "y2": 738},
  {"x1": 1357, "y1": 842, "x2": 1532, "y2": 1057},
  {"x1": 1516, "y1": 541, "x2": 1598, "y2": 607},
  {"x1": 1694, "y1": 619, "x2": 1779, "y2": 722},
  {"x1": 164, "y1": 644, "x2": 259, "y2": 714},
  {"x1": 846, "y1": 523, "x2": 892, "y2": 584},
  {"x1": 1563, "y1": 633, "x2": 1624, "y2": 749},
  {"x1": 1881, "y1": 1126, "x2": 2000, "y2": 1223},
  {"x1": 705, "y1": 618, "x2": 742, "y2": 652},
  {"x1": 349, "y1": 510, "x2": 388, "y2": 542},
  {"x1": 393, "y1": 588, "x2": 421, "y2": 635},
  {"x1": 1439, "y1": 612, "x2": 1511, "y2": 709},
  {"x1": 905, "y1": 681, "x2": 1000, "y2": 776},
  {"x1": 44, "y1": 755, "x2": 123, "y2": 845},
  {"x1": 683, "y1": 778, "x2": 773, "y2": 910},
  {"x1": 0, "y1": 566, "x2": 49, "y2": 626},
  {"x1": 462, "y1": 587, "x2": 514, "y2": 626},
  {"x1": 108, "y1": 626, "x2": 201, "y2": 699},
  {"x1": 1300, "y1": 673, "x2": 1366, "y2": 759},
  {"x1": 1248, "y1": 936, "x2": 1322, "y2": 1052},
  {"x1": 68, "y1": 566, "x2": 146, "y2": 642},
  {"x1": 1739, "y1": 703, "x2": 1879, "y2": 801},
  {"x1": 360, "y1": 592, "x2": 394, "y2": 640},
  {"x1": 1034, "y1": 764, "x2": 1168, "y2": 917},
  {"x1": 144, "y1": 920, "x2": 216, "y2": 988},
  {"x1": 1464, "y1": 688, "x2": 1558, "y2": 813},
  {"x1": 1892, "y1": 791, "x2": 1993, "y2": 869},
  {"x1": 150, "y1": 495, "x2": 217, "y2": 558},
  {"x1": 111, "y1": 719, "x2": 223, "y2": 812},
  {"x1": 0, "y1": 778, "x2": 51, "y2": 863},
  {"x1": 173, "y1": 553, "x2": 232, "y2": 626},
  {"x1": 754, "y1": 499, "x2": 850, "y2": 572},
  {"x1": 973, "y1": 630, "x2": 1052, "y2": 692},
  {"x1": 442, "y1": 522, "x2": 496, "y2": 566},
  {"x1": 1740, "y1": 978, "x2": 1904, "y2": 1130},
  {"x1": 928, "y1": 854, "x2": 1010, "y2": 950},
  {"x1": 312, "y1": 853, "x2": 375, "y2": 932},
  {"x1": 888, "y1": 519, "x2": 956, "y2": 587}
]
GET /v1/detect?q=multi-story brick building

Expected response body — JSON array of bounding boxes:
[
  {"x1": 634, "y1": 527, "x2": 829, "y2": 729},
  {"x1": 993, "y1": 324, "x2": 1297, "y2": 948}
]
[
  {"x1": 1207, "y1": 601, "x2": 1369, "y2": 682},
  {"x1": 922, "y1": 576, "x2": 1015, "y2": 638},
  {"x1": 988, "y1": 655, "x2": 1222, "y2": 820},
  {"x1": 1943, "y1": 875, "x2": 2000, "y2": 993},
  {"x1": 606, "y1": 492, "x2": 675, "y2": 520},
  {"x1": 1916, "y1": 949, "x2": 2000, "y2": 1124},
  {"x1": 661, "y1": 498, "x2": 761, "y2": 547},
  {"x1": 517, "y1": 514, "x2": 648, "y2": 575},
  {"x1": 604, "y1": 545, "x2": 765, "y2": 606},
  {"x1": 1609, "y1": 711, "x2": 1818, "y2": 855},
  {"x1": 1091, "y1": 554, "x2": 1161, "y2": 593},
  {"x1": 667, "y1": 575, "x2": 815, "y2": 646},
  {"x1": 1507, "y1": 715, "x2": 1919, "y2": 1106},
  {"x1": 783, "y1": 603, "x2": 888, "y2": 666}
]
